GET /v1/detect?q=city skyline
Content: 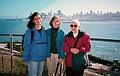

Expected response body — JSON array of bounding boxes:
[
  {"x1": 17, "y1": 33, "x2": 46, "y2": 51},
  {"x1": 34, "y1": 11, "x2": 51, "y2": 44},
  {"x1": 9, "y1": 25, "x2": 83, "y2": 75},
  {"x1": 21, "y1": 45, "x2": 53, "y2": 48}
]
[
  {"x1": 0, "y1": 0, "x2": 120, "y2": 18},
  {"x1": 43, "y1": 0, "x2": 120, "y2": 16},
  {"x1": 1, "y1": 10, "x2": 120, "y2": 21}
]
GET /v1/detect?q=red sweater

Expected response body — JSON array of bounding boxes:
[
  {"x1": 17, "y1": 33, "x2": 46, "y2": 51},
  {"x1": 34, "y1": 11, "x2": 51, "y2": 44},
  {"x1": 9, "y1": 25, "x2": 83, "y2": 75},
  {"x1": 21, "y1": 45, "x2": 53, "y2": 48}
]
[{"x1": 62, "y1": 31, "x2": 91, "y2": 67}]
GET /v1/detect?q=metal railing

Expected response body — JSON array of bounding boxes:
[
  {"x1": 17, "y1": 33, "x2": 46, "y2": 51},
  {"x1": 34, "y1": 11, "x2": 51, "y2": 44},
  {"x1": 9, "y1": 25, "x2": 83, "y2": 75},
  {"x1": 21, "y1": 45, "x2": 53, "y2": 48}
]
[
  {"x1": 0, "y1": 34, "x2": 23, "y2": 74},
  {"x1": 91, "y1": 38, "x2": 120, "y2": 43},
  {"x1": 0, "y1": 34, "x2": 120, "y2": 75},
  {"x1": 1, "y1": 34, "x2": 120, "y2": 42}
]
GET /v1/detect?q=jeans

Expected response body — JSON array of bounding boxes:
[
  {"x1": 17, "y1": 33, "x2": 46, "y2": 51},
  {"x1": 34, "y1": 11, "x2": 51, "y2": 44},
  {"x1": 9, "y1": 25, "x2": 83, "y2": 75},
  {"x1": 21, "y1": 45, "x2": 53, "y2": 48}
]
[{"x1": 28, "y1": 61, "x2": 44, "y2": 76}]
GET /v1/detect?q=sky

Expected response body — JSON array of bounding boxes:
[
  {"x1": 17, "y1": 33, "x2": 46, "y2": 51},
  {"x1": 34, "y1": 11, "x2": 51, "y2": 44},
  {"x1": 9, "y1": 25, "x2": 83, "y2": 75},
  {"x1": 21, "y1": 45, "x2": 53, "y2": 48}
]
[{"x1": 0, "y1": 0, "x2": 120, "y2": 18}]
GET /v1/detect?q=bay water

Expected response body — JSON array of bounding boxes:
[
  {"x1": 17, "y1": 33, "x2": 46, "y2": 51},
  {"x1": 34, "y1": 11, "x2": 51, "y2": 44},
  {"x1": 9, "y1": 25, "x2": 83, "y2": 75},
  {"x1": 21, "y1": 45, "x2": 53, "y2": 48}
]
[{"x1": 0, "y1": 20, "x2": 120, "y2": 62}]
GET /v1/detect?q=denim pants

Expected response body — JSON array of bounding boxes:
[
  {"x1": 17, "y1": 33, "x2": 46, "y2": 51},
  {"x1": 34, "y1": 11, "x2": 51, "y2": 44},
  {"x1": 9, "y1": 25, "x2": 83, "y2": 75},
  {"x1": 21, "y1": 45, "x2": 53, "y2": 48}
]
[{"x1": 28, "y1": 61, "x2": 44, "y2": 76}]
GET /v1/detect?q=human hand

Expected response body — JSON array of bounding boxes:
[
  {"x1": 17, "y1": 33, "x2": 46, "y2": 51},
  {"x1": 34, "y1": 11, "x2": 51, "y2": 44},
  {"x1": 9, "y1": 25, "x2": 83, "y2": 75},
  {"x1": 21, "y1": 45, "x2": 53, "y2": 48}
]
[
  {"x1": 23, "y1": 61, "x2": 28, "y2": 66},
  {"x1": 70, "y1": 48, "x2": 79, "y2": 54},
  {"x1": 47, "y1": 57, "x2": 51, "y2": 63},
  {"x1": 59, "y1": 59, "x2": 64, "y2": 65}
]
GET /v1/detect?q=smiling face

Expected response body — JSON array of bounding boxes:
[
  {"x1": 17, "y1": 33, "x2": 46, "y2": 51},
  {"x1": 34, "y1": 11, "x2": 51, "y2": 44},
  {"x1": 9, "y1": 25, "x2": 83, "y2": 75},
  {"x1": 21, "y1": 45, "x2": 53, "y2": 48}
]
[
  {"x1": 33, "y1": 15, "x2": 42, "y2": 26},
  {"x1": 70, "y1": 19, "x2": 80, "y2": 34},
  {"x1": 52, "y1": 17, "x2": 61, "y2": 28}
]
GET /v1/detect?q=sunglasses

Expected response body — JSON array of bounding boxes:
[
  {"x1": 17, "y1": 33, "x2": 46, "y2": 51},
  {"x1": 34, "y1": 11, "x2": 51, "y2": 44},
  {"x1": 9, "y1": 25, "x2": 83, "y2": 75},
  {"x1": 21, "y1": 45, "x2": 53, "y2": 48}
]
[{"x1": 70, "y1": 25, "x2": 78, "y2": 28}]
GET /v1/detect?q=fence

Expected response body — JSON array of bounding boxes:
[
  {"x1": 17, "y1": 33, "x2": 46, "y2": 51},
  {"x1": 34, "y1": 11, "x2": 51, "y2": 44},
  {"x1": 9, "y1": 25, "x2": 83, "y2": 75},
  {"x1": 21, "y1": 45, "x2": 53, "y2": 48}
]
[{"x1": 0, "y1": 34, "x2": 120, "y2": 75}]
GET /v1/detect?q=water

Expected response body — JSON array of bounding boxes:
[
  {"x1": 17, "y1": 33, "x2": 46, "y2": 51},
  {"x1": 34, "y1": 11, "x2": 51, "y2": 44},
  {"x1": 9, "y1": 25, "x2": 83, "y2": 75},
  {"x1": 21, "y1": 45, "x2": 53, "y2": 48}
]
[
  {"x1": 0, "y1": 20, "x2": 120, "y2": 62},
  {"x1": 61, "y1": 21, "x2": 120, "y2": 62}
]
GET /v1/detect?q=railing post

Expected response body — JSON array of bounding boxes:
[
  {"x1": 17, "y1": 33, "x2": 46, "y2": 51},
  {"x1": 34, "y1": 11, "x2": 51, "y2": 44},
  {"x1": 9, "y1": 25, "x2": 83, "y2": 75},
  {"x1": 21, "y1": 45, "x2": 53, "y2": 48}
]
[
  {"x1": 1, "y1": 55, "x2": 4, "y2": 72},
  {"x1": 10, "y1": 34, "x2": 13, "y2": 74}
]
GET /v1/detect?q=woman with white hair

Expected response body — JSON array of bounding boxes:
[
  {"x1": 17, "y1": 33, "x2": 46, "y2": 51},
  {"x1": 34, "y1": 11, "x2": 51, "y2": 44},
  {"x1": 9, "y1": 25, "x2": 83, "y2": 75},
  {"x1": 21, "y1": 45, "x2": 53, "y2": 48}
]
[{"x1": 63, "y1": 19, "x2": 91, "y2": 76}]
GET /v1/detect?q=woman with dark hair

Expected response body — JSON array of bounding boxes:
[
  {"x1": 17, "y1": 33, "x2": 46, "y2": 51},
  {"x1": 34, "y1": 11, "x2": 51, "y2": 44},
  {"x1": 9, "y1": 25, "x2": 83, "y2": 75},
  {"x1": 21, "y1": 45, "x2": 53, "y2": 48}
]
[
  {"x1": 46, "y1": 16, "x2": 66, "y2": 76},
  {"x1": 22, "y1": 12, "x2": 47, "y2": 76}
]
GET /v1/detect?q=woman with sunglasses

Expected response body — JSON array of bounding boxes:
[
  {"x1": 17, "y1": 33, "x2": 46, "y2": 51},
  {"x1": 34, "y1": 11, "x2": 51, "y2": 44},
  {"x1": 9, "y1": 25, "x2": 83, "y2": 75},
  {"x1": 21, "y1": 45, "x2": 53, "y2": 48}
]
[{"x1": 63, "y1": 19, "x2": 91, "y2": 76}]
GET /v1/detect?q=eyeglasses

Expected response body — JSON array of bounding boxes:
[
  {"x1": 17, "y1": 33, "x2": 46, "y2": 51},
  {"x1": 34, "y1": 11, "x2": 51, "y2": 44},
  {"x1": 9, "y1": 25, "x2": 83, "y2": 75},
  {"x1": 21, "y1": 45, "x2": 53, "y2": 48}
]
[{"x1": 70, "y1": 25, "x2": 78, "y2": 28}]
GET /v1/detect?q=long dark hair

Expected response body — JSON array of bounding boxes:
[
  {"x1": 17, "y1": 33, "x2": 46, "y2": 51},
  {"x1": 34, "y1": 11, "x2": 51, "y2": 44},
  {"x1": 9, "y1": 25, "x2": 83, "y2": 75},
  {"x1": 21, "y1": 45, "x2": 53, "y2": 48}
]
[
  {"x1": 49, "y1": 16, "x2": 58, "y2": 27},
  {"x1": 27, "y1": 12, "x2": 41, "y2": 29}
]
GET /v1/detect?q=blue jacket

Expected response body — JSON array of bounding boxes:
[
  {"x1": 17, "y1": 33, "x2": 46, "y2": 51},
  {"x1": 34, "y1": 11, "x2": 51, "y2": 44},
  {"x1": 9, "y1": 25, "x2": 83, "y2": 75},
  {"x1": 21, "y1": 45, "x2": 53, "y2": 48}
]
[
  {"x1": 22, "y1": 28, "x2": 47, "y2": 62},
  {"x1": 46, "y1": 28, "x2": 65, "y2": 59}
]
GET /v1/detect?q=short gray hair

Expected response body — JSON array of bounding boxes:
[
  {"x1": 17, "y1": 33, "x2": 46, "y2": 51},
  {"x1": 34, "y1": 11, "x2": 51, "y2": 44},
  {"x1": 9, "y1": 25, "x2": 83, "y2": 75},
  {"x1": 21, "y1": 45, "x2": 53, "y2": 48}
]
[{"x1": 71, "y1": 19, "x2": 80, "y2": 26}]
